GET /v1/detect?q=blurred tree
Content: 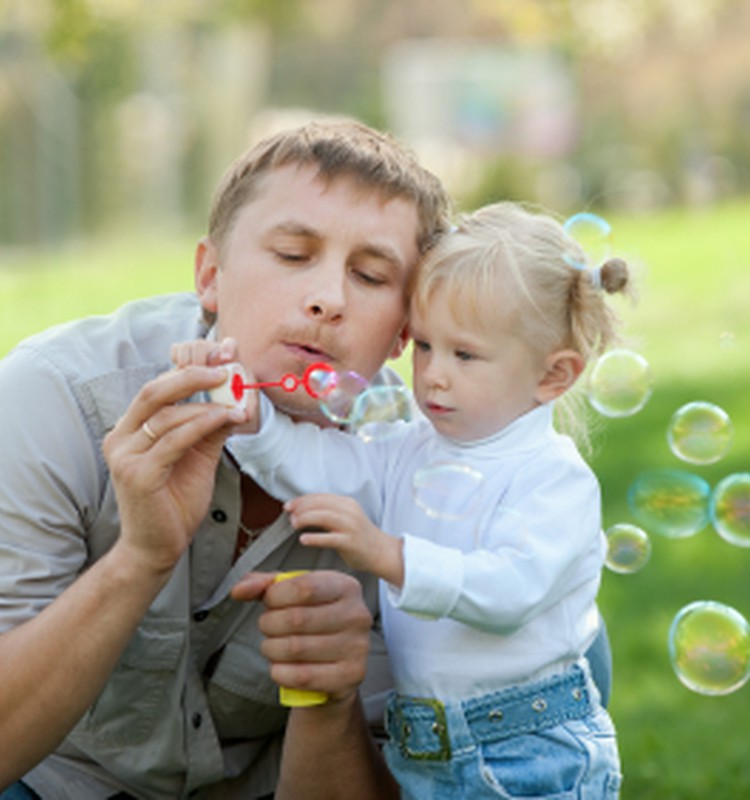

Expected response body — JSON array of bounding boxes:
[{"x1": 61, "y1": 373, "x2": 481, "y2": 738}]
[{"x1": 0, "y1": 0, "x2": 301, "y2": 244}]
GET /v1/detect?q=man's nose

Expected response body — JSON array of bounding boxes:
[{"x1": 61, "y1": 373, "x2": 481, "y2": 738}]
[{"x1": 304, "y1": 258, "x2": 346, "y2": 322}]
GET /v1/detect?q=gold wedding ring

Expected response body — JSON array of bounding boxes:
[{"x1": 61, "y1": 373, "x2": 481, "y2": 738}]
[{"x1": 141, "y1": 420, "x2": 158, "y2": 442}]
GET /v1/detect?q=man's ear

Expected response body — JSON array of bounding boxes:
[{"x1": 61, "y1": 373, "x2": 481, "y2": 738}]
[
  {"x1": 388, "y1": 322, "x2": 410, "y2": 361},
  {"x1": 536, "y1": 349, "x2": 585, "y2": 403},
  {"x1": 194, "y1": 236, "x2": 220, "y2": 314}
]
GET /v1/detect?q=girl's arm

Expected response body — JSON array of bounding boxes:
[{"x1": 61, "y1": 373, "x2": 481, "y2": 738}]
[
  {"x1": 391, "y1": 462, "x2": 604, "y2": 635},
  {"x1": 228, "y1": 393, "x2": 392, "y2": 522}
]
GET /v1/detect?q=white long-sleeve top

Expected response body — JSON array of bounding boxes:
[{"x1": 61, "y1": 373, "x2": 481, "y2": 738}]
[{"x1": 229, "y1": 396, "x2": 605, "y2": 702}]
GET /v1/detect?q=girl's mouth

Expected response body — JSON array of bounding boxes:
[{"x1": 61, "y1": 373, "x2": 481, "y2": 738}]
[{"x1": 426, "y1": 401, "x2": 453, "y2": 415}]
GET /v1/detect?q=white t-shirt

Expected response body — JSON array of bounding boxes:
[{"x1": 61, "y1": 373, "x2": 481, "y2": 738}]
[{"x1": 230, "y1": 396, "x2": 605, "y2": 702}]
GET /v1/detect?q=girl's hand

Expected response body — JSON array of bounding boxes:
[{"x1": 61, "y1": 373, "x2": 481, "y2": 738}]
[
  {"x1": 170, "y1": 336, "x2": 238, "y2": 368},
  {"x1": 285, "y1": 494, "x2": 404, "y2": 587}
]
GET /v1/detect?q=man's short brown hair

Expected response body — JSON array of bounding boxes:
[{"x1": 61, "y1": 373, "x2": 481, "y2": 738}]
[{"x1": 207, "y1": 117, "x2": 451, "y2": 257}]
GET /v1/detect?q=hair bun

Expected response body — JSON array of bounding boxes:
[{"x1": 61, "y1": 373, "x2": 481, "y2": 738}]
[{"x1": 599, "y1": 257, "x2": 629, "y2": 294}]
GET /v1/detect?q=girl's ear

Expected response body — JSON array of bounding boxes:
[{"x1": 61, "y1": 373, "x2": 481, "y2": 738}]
[
  {"x1": 536, "y1": 349, "x2": 585, "y2": 403},
  {"x1": 194, "y1": 236, "x2": 220, "y2": 314},
  {"x1": 388, "y1": 322, "x2": 411, "y2": 361}
]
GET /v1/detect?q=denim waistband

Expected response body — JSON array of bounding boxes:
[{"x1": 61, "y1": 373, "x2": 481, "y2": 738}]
[{"x1": 385, "y1": 663, "x2": 597, "y2": 762}]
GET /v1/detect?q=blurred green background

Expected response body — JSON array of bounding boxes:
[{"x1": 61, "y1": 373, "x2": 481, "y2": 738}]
[{"x1": 2, "y1": 2, "x2": 750, "y2": 798}]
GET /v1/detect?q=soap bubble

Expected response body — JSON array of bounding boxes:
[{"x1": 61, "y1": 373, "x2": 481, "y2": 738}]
[
  {"x1": 350, "y1": 385, "x2": 415, "y2": 442},
  {"x1": 588, "y1": 349, "x2": 653, "y2": 417},
  {"x1": 412, "y1": 462, "x2": 484, "y2": 521},
  {"x1": 668, "y1": 600, "x2": 750, "y2": 696},
  {"x1": 563, "y1": 212, "x2": 612, "y2": 270},
  {"x1": 710, "y1": 473, "x2": 750, "y2": 548},
  {"x1": 667, "y1": 401, "x2": 733, "y2": 465},
  {"x1": 318, "y1": 370, "x2": 369, "y2": 424},
  {"x1": 627, "y1": 469, "x2": 710, "y2": 539},
  {"x1": 305, "y1": 364, "x2": 337, "y2": 398},
  {"x1": 604, "y1": 523, "x2": 652, "y2": 574}
]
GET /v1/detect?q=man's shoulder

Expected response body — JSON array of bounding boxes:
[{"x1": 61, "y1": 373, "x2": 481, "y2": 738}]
[
  {"x1": 11, "y1": 292, "x2": 205, "y2": 379},
  {"x1": 2, "y1": 293, "x2": 207, "y2": 439}
]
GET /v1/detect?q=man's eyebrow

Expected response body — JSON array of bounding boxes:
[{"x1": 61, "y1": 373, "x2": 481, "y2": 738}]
[
  {"x1": 358, "y1": 243, "x2": 406, "y2": 272},
  {"x1": 267, "y1": 221, "x2": 320, "y2": 238}
]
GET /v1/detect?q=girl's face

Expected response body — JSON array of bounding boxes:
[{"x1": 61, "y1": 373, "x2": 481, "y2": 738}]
[{"x1": 410, "y1": 285, "x2": 547, "y2": 442}]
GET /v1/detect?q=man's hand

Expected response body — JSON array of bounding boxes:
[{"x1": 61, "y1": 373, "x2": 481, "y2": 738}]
[
  {"x1": 171, "y1": 335, "x2": 261, "y2": 432},
  {"x1": 231, "y1": 570, "x2": 372, "y2": 704},
  {"x1": 103, "y1": 365, "x2": 247, "y2": 576}
]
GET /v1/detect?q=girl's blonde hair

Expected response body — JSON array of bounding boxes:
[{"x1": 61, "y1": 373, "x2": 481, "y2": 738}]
[{"x1": 411, "y1": 202, "x2": 634, "y2": 447}]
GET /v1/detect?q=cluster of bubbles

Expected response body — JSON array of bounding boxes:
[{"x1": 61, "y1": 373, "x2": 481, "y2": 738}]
[
  {"x1": 599, "y1": 400, "x2": 750, "y2": 694},
  {"x1": 565, "y1": 214, "x2": 750, "y2": 696},
  {"x1": 602, "y1": 392, "x2": 750, "y2": 695},
  {"x1": 312, "y1": 368, "x2": 415, "y2": 437}
]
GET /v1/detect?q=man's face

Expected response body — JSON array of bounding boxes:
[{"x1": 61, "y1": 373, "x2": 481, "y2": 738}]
[{"x1": 196, "y1": 163, "x2": 421, "y2": 424}]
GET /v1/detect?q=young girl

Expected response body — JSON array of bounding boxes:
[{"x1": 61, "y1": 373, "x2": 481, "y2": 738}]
[{"x1": 178, "y1": 202, "x2": 626, "y2": 798}]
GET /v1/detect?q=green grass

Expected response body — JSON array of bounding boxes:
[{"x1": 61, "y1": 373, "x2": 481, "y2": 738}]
[
  {"x1": 0, "y1": 232, "x2": 197, "y2": 357},
  {"x1": 2, "y1": 202, "x2": 750, "y2": 798}
]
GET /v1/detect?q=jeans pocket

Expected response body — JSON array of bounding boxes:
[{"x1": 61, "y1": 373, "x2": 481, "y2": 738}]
[{"x1": 478, "y1": 725, "x2": 587, "y2": 799}]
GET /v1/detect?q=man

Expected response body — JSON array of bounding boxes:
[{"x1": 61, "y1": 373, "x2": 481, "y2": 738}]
[{"x1": 0, "y1": 118, "x2": 450, "y2": 799}]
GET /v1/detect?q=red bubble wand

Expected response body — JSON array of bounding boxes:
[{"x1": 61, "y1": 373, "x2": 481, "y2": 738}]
[{"x1": 230, "y1": 361, "x2": 335, "y2": 402}]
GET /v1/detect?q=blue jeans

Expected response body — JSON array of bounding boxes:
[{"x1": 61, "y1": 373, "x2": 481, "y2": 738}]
[
  {"x1": 384, "y1": 663, "x2": 621, "y2": 799},
  {"x1": 0, "y1": 784, "x2": 41, "y2": 800},
  {"x1": 586, "y1": 619, "x2": 612, "y2": 707}
]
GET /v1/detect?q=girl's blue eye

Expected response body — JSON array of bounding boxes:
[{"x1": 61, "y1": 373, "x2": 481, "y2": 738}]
[{"x1": 456, "y1": 350, "x2": 474, "y2": 361}]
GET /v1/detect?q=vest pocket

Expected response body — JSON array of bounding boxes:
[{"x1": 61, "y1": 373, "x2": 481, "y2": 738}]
[{"x1": 71, "y1": 618, "x2": 185, "y2": 747}]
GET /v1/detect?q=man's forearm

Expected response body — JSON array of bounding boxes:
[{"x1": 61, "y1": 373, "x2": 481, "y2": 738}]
[
  {"x1": 0, "y1": 543, "x2": 171, "y2": 788},
  {"x1": 275, "y1": 694, "x2": 399, "y2": 800}
]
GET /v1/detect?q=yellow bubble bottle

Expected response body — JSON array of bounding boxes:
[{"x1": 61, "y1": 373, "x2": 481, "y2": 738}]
[{"x1": 273, "y1": 571, "x2": 328, "y2": 707}]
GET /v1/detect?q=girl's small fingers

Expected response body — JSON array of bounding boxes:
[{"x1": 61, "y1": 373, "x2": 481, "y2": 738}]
[
  {"x1": 217, "y1": 337, "x2": 238, "y2": 362},
  {"x1": 299, "y1": 532, "x2": 341, "y2": 550}
]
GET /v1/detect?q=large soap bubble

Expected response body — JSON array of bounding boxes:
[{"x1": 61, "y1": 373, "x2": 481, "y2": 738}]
[
  {"x1": 668, "y1": 601, "x2": 750, "y2": 696},
  {"x1": 667, "y1": 401, "x2": 733, "y2": 465},
  {"x1": 317, "y1": 370, "x2": 369, "y2": 425},
  {"x1": 710, "y1": 473, "x2": 750, "y2": 548},
  {"x1": 412, "y1": 462, "x2": 485, "y2": 521},
  {"x1": 604, "y1": 523, "x2": 652, "y2": 574},
  {"x1": 563, "y1": 212, "x2": 612, "y2": 270},
  {"x1": 627, "y1": 469, "x2": 711, "y2": 539},
  {"x1": 588, "y1": 349, "x2": 653, "y2": 418},
  {"x1": 350, "y1": 385, "x2": 415, "y2": 442}
]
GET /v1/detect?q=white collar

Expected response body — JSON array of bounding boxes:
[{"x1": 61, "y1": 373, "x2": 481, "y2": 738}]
[{"x1": 437, "y1": 403, "x2": 556, "y2": 458}]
